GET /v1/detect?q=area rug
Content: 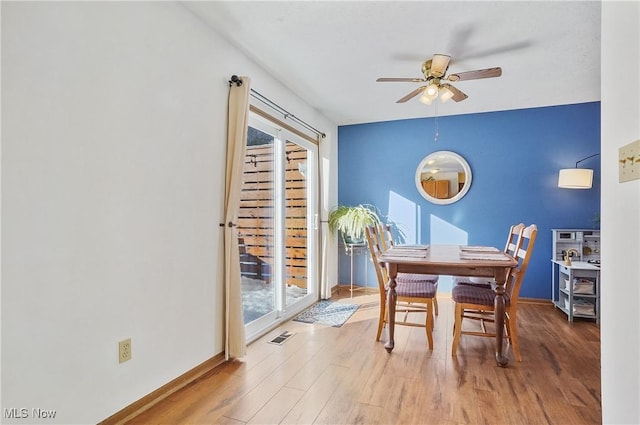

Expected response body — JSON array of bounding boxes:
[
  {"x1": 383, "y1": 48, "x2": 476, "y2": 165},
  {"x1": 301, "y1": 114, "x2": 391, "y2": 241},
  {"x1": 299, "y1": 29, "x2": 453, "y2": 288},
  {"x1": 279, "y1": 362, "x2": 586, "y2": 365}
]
[{"x1": 293, "y1": 300, "x2": 359, "y2": 327}]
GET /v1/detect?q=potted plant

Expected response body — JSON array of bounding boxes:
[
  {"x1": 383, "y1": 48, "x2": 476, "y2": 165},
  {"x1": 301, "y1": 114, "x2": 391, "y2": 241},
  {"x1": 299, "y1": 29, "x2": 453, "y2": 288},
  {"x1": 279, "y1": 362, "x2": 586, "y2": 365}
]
[{"x1": 328, "y1": 204, "x2": 381, "y2": 245}]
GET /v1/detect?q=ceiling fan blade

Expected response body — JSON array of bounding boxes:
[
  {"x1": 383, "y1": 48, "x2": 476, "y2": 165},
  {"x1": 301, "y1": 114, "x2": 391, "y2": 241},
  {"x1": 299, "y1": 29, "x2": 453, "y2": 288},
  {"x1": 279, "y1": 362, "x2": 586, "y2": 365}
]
[
  {"x1": 447, "y1": 67, "x2": 502, "y2": 82},
  {"x1": 430, "y1": 54, "x2": 451, "y2": 78},
  {"x1": 377, "y1": 77, "x2": 426, "y2": 83},
  {"x1": 447, "y1": 85, "x2": 468, "y2": 102},
  {"x1": 396, "y1": 87, "x2": 424, "y2": 103}
]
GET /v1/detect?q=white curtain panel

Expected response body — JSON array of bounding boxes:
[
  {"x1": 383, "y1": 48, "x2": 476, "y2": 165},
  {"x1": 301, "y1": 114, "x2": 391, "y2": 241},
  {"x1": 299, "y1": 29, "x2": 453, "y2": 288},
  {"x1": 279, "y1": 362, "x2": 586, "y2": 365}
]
[
  {"x1": 319, "y1": 221, "x2": 332, "y2": 299},
  {"x1": 318, "y1": 137, "x2": 332, "y2": 300},
  {"x1": 224, "y1": 76, "x2": 250, "y2": 359}
]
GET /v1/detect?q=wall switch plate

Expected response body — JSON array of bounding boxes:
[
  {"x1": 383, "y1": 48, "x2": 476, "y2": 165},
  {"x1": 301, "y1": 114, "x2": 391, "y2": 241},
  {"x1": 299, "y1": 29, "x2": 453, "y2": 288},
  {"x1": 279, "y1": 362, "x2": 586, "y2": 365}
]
[
  {"x1": 119, "y1": 338, "x2": 132, "y2": 363},
  {"x1": 618, "y1": 139, "x2": 640, "y2": 183}
]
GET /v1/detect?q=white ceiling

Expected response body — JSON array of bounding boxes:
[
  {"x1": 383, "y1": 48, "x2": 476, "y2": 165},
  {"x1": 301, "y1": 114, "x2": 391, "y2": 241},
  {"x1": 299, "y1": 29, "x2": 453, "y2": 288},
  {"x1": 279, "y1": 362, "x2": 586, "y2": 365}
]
[{"x1": 185, "y1": 1, "x2": 601, "y2": 126}]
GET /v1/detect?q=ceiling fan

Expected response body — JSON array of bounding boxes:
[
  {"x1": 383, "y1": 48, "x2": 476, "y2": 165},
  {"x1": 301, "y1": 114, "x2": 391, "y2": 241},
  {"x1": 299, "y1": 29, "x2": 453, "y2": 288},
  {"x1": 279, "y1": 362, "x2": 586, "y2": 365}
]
[{"x1": 376, "y1": 54, "x2": 502, "y2": 104}]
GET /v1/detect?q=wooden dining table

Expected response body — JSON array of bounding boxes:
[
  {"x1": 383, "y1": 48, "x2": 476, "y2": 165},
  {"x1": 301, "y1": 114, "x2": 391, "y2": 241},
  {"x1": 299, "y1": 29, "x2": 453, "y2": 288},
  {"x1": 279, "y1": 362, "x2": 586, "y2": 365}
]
[{"x1": 380, "y1": 244, "x2": 518, "y2": 367}]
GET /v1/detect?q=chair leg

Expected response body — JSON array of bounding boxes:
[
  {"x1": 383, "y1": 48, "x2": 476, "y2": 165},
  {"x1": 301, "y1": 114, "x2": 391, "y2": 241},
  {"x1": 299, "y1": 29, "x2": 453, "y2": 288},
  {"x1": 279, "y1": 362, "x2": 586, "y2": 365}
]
[
  {"x1": 507, "y1": 310, "x2": 521, "y2": 362},
  {"x1": 433, "y1": 296, "x2": 439, "y2": 316},
  {"x1": 376, "y1": 293, "x2": 387, "y2": 341},
  {"x1": 426, "y1": 300, "x2": 434, "y2": 350},
  {"x1": 451, "y1": 302, "x2": 463, "y2": 356}
]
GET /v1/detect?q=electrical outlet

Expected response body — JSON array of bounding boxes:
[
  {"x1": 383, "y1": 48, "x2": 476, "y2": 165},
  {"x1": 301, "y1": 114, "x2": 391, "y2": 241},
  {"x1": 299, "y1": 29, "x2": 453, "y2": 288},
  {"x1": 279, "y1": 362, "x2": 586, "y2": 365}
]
[{"x1": 119, "y1": 338, "x2": 132, "y2": 363}]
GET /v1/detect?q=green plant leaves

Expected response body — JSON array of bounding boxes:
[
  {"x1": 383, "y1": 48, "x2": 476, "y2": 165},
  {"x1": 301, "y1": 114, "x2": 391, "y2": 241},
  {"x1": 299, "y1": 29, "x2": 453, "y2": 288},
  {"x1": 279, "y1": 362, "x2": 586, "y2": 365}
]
[{"x1": 328, "y1": 204, "x2": 381, "y2": 242}]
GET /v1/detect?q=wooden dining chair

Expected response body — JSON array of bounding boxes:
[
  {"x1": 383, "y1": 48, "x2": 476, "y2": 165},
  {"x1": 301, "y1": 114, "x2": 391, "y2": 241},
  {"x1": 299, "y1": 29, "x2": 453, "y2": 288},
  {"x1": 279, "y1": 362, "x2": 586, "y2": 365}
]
[
  {"x1": 452, "y1": 223, "x2": 525, "y2": 289},
  {"x1": 377, "y1": 223, "x2": 439, "y2": 315},
  {"x1": 365, "y1": 225, "x2": 439, "y2": 350},
  {"x1": 451, "y1": 224, "x2": 537, "y2": 361}
]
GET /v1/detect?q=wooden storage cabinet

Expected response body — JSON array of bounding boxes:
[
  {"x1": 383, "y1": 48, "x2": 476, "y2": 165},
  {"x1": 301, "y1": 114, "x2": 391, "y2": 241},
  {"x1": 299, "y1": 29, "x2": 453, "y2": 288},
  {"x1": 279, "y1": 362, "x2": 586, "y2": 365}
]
[
  {"x1": 421, "y1": 180, "x2": 449, "y2": 199},
  {"x1": 551, "y1": 229, "x2": 601, "y2": 323}
]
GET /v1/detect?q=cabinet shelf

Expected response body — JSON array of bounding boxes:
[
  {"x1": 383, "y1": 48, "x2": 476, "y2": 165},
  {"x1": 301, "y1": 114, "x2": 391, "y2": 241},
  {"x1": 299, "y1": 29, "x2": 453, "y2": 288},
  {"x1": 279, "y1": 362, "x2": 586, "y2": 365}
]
[
  {"x1": 559, "y1": 288, "x2": 597, "y2": 298},
  {"x1": 552, "y1": 302, "x2": 597, "y2": 319}
]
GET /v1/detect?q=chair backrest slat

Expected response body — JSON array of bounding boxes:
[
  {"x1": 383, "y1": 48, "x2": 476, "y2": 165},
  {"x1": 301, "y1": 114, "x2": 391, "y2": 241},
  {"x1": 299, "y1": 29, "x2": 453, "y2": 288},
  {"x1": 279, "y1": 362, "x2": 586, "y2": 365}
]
[
  {"x1": 376, "y1": 223, "x2": 396, "y2": 251},
  {"x1": 365, "y1": 225, "x2": 388, "y2": 291},
  {"x1": 504, "y1": 223, "x2": 525, "y2": 257},
  {"x1": 506, "y1": 224, "x2": 537, "y2": 299}
]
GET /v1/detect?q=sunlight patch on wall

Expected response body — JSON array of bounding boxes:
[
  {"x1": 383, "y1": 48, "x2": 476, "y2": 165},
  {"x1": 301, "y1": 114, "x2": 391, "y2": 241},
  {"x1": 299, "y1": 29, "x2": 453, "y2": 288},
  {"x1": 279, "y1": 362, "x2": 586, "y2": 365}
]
[
  {"x1": 388, "y1": 191, "x2": 418, "y2": 244},
  {"x1": 430, "y1": 214, "x2": 468, "y2": 245},
  {"x1": 430, "y1": 214, "x2": 469, "y2": 292}
]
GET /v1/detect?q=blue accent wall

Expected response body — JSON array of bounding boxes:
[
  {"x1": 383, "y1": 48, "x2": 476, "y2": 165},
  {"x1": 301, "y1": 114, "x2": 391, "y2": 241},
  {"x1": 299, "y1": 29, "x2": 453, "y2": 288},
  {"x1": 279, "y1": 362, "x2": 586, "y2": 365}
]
[{"x1": 337, "y1": 102, "x2": 600, "y2": 299}]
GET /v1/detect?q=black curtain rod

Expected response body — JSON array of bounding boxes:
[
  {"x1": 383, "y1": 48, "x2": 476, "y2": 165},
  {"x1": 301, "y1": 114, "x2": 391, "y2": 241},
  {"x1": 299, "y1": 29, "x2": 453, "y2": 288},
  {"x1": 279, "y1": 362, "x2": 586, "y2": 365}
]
[{"x1": 229, "y1": 75, "x2": 326, "y2": 139}]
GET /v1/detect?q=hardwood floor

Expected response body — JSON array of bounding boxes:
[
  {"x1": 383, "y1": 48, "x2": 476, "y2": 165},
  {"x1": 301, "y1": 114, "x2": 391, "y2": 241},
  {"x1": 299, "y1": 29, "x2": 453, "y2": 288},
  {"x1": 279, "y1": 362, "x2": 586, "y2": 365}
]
[{"x1": 126, "y1": 290, "x2": 601, "y2": 424}]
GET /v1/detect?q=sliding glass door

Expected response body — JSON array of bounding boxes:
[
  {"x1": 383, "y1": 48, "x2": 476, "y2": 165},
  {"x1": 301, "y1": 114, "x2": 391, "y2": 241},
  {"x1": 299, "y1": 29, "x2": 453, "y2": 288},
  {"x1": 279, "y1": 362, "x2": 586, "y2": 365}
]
[{"x1": 238, "y1": 113, "x2": 318, "y2": 341}]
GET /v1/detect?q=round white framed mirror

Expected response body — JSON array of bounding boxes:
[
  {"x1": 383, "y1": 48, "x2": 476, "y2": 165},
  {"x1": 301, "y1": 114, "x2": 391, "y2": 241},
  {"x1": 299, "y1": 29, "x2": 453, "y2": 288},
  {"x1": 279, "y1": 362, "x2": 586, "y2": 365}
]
[{"x1": 415, "y1": 151, "x2": 473, "y2": 205}]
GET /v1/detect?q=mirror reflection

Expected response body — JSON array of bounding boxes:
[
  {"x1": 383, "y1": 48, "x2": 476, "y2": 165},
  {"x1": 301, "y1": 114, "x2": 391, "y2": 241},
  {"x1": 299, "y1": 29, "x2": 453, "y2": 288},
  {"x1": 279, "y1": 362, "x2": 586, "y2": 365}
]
[{"x1": 415, "y1": 151, "x2": 472, "y2": 205}]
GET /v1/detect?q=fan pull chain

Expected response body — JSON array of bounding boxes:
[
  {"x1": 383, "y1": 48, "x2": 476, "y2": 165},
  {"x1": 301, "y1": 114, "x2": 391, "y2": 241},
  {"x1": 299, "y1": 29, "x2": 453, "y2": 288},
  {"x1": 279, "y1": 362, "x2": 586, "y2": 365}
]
[{"x1": 433, "y1": 103, "x2": 439, "y2": 142}]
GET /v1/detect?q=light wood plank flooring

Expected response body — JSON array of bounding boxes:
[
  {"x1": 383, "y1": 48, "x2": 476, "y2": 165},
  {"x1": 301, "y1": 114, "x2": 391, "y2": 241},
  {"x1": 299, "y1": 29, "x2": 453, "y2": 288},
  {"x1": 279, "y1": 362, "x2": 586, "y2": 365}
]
[{"x1": 126, "y1": 291, "x2": 601, "y2": 424}]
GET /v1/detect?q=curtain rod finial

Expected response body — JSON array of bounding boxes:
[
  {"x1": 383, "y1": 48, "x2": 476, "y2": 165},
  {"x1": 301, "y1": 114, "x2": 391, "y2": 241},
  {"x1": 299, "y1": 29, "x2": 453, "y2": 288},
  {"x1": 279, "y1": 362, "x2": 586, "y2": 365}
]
[{"x1": 229, "y1": 75, "x2": 243, "y2": 87}]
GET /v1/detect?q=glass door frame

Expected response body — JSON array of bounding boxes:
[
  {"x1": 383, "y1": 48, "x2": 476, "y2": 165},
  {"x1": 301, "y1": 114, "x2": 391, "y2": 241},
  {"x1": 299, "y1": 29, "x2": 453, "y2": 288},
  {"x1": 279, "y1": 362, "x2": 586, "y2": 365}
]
[{"x1": 243, "y1": 112, "x2": 319, "y2": 342}]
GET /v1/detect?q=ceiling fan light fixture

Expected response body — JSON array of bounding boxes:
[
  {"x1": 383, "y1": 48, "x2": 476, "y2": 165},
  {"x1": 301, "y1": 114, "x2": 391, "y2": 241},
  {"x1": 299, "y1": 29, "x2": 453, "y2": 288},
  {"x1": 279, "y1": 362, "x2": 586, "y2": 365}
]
[
  {"x1": 376, "y1": 53, "x2": 502, "y2": 105},
  {"x1": 425, "y1": 83, "x2": 439, "y2": 99},
  {"x1": 418, "y1": 92, "x2": 433, "y2": 105},
  {"x1": 439, "y1": 85, "x2": 454, "y2": 103},
  {"x1": 430, "y1": 54, "x2": 451, "y2": 77}
]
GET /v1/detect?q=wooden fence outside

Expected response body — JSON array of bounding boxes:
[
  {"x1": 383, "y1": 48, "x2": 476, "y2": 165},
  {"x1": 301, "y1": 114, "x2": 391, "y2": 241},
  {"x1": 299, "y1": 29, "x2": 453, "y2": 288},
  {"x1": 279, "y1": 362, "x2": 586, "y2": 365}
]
[{"x1": 237, "y1": 142, "x2": 308, "y2": 289}]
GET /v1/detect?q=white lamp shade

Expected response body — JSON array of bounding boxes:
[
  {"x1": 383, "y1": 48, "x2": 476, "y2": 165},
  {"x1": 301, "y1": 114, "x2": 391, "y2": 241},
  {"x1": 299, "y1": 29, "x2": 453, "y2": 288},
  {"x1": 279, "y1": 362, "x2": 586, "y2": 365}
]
[{"x1": 558, "y1": 168, "x2": 594, "y2": 189}]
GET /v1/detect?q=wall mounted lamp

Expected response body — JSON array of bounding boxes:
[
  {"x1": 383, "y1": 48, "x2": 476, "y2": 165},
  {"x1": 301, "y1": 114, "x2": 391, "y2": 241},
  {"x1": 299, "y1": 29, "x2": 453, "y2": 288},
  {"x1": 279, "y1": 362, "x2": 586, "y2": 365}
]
[{"x1": 558, "y1": 153, "x2": 600, "y2": 189}]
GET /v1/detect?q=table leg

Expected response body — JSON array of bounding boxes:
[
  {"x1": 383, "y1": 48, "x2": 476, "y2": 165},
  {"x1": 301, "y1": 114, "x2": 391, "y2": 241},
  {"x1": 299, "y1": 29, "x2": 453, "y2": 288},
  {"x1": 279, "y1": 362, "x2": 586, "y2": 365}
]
[
  {"x1": 384, "y1": 263, "x2": 398, "y2": 353},
  {"x1": 494, "y1": 268, "x2": 510, "y2": 367}
]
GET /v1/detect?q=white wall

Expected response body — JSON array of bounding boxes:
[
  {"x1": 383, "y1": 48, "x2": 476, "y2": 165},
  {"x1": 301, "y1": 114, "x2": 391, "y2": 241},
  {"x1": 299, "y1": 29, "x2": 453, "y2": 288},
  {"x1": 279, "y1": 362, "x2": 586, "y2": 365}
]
[
  {"x1": 0, "y1": 2, "x2": 337, "y2": 423},
  {"x1": 601, "y1": 2, "x2": 640, "y2": 424}
]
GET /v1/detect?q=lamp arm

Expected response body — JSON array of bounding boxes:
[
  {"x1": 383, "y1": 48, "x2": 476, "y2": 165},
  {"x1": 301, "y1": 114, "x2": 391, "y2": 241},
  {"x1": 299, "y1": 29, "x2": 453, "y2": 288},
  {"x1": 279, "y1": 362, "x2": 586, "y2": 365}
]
[{"x1": 575, "y1": 153, "x2": 600, "y2": 168}]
